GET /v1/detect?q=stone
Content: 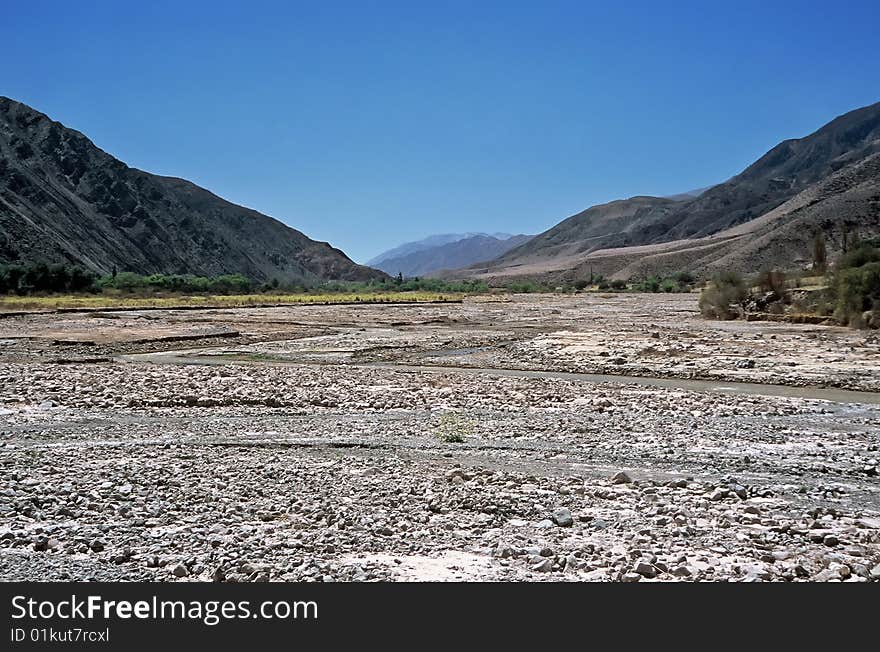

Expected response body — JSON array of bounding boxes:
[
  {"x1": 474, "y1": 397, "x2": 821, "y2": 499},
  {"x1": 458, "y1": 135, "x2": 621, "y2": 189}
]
[
  {"x1": 621, "y1": 572, "x2": 642, "y2": 582},
  {"x1": 634, "y1": 561, "x2": 657, "y2": 578},
  {"x1": 610, "y1": 471, "x2": 632, "y2": 485},
  {"x1": 551, "y1": 507, "x2": 573, "y2": 527},
  {"x1": 531, "y1": 558, "x2": 553, "y2": 573},
  {"x1": 171, "y1": 563, "x2": 189, "y2": 578},
  {"x1": 830, "y1": 563, "x2": 851, "y2": 579},
  {"x1": 731, "y1": 484, "x2": 748, "y2": 499},
  {"x1": 813, "y1": 568, "x2": 840, "y2": 582}
]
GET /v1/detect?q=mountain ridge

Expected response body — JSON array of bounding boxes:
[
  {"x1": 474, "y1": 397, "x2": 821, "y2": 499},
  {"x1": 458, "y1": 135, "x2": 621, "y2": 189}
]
[
  {"x1": 0, "y1": 96, "x2": 385, "y2": 283},
  {"x1": 456, "y1": 100, "x2": 880, "y2": 282}
]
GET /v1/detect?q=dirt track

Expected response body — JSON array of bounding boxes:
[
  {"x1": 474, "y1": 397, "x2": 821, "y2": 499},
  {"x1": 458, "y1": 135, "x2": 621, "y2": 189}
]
[{"x1": 1, "y1": 294, "x2": 878, "y2": 581}]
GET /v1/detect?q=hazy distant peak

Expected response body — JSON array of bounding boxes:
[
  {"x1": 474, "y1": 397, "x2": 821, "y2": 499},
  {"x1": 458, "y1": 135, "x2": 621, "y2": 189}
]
[
  {"x1": 367, "y1": 232, "x2": 516, "y2": 266},
  {"x1": 371, "y1": 233, "x2": 533, "y2": 277},
  {"x1": 663, "y1": 185, "x2": 716, "y2": 201}
]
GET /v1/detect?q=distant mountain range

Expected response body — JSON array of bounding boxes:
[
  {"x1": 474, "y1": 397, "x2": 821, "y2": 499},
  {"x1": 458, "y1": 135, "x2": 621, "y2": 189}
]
[
  {"x1": 369, "y1": 233, "x2": 532, "y2": 277},
  {"x1": 0, "y1": 97, "x2": 385, "y2": 283},
  {"x1": 453, "y1": 100, "x2": 880, "y2": 282}
]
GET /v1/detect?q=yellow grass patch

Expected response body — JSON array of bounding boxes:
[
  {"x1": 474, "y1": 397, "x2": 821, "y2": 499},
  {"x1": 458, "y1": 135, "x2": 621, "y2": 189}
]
[{"x1": 0, "y1": 292, "x2": 462, "y2": 312}]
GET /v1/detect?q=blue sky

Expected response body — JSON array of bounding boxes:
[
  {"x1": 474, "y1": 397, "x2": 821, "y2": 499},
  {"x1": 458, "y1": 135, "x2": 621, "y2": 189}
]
[{"x1": 4, "y1": 1, "x2": 879, "y2": 262}]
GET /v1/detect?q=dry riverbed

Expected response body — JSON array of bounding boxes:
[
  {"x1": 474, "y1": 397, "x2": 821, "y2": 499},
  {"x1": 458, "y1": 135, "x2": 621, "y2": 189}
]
[{"x1": 1, "y1": 294, "x2": 878, "y2": 582}]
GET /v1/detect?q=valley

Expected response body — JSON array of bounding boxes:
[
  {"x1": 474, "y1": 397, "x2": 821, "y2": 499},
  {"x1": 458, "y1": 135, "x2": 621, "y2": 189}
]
[{"x1": 2, "y1": 294, "x2": 878, "y2": 582}]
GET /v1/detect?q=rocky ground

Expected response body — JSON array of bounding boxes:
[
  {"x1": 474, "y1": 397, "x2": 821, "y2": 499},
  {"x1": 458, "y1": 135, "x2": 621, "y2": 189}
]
[{"x1": 1, "y1": 294, "x2": 878, "y2": 581}]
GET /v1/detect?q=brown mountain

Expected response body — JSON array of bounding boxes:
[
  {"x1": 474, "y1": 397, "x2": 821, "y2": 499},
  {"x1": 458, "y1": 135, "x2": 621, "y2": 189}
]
[
  {"x1": 0, "y1": 97, "x2": 385, "y2": 283},
  {"x1": 460, "y1": 101, "x2": 880, "y2": 282}
]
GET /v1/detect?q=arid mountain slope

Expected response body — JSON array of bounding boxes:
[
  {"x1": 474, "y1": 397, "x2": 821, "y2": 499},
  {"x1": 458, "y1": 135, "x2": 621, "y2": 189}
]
[
  {"x1": 473, "y1": 196, "x2": 681, "y2": 276},
  {"x1": 653, "y1": 100, "x2": 880, "y2": 241},
  {"x1": 461, "y1": 101, "x2": 880, "y2": 282},
  {"x1": 602, "y1": 151, "x2": 880, "y2": 280},
  {"x1": 0, "y1": 97, "x2": 385, "y2": 282}
]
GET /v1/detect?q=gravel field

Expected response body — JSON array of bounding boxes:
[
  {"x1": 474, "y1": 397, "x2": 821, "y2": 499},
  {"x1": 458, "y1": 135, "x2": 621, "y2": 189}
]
[{"x1": 1, "y1": 294, "x2": 878, "y2": 582}]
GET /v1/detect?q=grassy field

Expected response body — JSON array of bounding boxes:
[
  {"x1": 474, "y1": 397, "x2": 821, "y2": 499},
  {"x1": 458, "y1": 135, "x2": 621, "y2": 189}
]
[{"x1": 0, "y1": 291, "x2": 463, "y2": 312}]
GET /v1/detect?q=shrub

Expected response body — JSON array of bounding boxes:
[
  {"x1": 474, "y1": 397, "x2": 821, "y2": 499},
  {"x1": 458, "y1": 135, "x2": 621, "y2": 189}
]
[
  {"x1": 0, "y1": 265, "x2": 25, "y2": 294},
  {"x1": 673, "y1": 271, "x2": 695, "y2": 286},
  {"x1": 699, "y1": 272, "x2": 747, "y2": 319},
  {"x1": 624, "y1": 272, "x2": 696, "y2": 293},
  {"x1": 609, "y1": 279, "x2": 627, "y2": 291},
  {"x1": 837, "y1": 243, "x2": 880, "y2": 271},
  {"x1": 829, "y1": 241, "x2": 880, "y2": 327},
  {"x1": 834, "y1": 260, "x2": 880, "y2": 327},
  {"x1": 754, "y1": 269, "x2": 787, "y2": 296},
  {"x1": 632, "y1": 276, "x2": 661, "y2": 293},
  {"x1": 97, "y1": 272, "x2": 254, "y2": 295},
  {"x1": 0, "y1": 262, "x2": 97, "y2": 294},
  {"x1": 504, "y1": 280, "x2": 548, "y2": 293}
]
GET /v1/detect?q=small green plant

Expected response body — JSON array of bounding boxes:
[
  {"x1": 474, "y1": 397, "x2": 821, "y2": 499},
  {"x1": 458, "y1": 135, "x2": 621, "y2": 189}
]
[{"x1": 434, "y1": 412, "x2": 473, "y2": 443}]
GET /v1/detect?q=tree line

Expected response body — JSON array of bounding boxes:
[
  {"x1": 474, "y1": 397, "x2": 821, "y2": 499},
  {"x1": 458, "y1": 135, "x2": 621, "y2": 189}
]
[{"x1": 0, "y1": 263, "x2": 491, "y2": 296}]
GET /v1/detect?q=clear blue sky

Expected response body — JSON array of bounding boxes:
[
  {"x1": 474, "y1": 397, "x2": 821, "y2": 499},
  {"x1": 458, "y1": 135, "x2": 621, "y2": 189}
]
[{"x1": 4, "y1": 1, "x2": 879, "y2": 262}]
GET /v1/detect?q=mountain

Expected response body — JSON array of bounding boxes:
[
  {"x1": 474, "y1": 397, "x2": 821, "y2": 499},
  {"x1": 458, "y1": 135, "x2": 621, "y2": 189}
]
[
  {"x1": 663, "y1": 185, "x2": 716, "y2": 201},
  {"x1": 583, "y1": 150, "x2": 880, "y2": 281},
  {"x1": 458, "y1": 101, "x2": 880, "y2": 282},
  {"x1": 371, "y1": 233, "x2": 532, "y2": 277},
  {"x1": 0, "y1": 97, "x2": 385, "y2": 283},
  {"x1": 367, "y1": 232, "x2": 515, "y2": 266}
]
